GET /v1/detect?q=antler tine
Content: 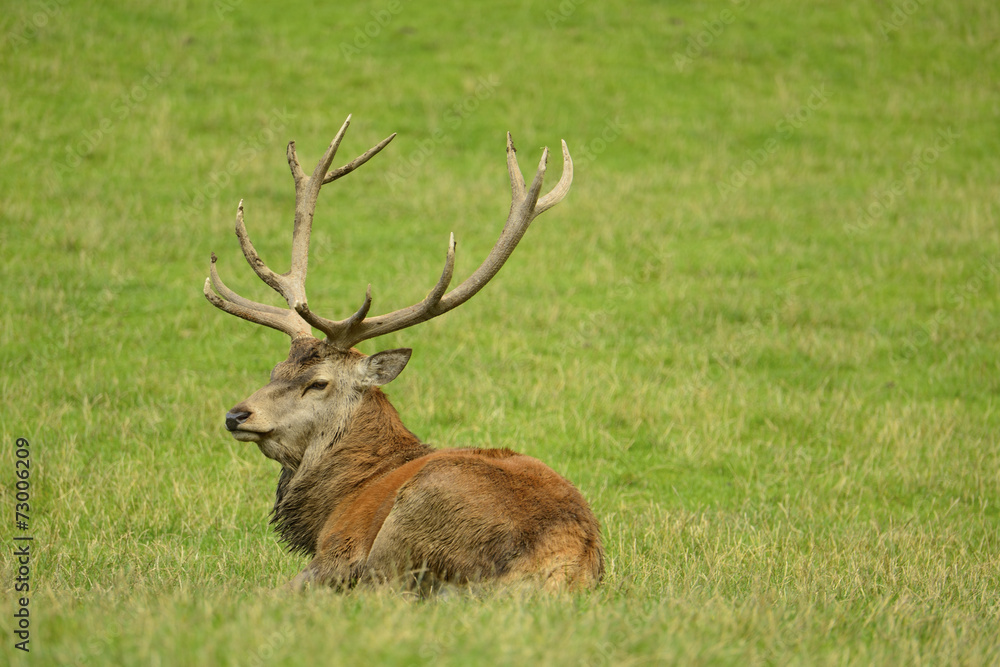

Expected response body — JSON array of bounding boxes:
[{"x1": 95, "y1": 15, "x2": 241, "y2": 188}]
[
  {"x1": 506, "y1": 132, "x2": 527, "y2": 202},
  {"x1": 534, "y1": 139, "x2": 573, "y2": 215},
  {"x1": 204, "y1": 253, "x2": 313, "y2": 338},
  {"x1": 233, "y1": 200, "x2": 284, "y2": 296},
  {"x1": 324, "y1": 132, "x2": 397, "y2": 184},
  {"x1": 208, "y1": 251, "x2": 286, "y2": 317},
  {"x1": 317, "y1": 134, "x2": 572, "y2": 349},
  {"x1": 296, "y1": 283, "x2": 373, "y2": 344}
]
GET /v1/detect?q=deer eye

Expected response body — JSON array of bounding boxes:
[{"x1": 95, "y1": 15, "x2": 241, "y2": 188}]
[{"x1": 307, "y1": 381, "x2": 329, "y2": 392}]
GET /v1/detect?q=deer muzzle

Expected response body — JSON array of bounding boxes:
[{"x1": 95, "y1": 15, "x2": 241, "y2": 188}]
[{"x1": 225, "y1": 410, "x2": 252, "y2": 432}]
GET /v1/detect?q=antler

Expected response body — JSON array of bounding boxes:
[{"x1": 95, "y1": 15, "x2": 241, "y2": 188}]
[
  {"x1": 204, "y1": 115, "x2": 396, "y2": 339},
  {"x1": 205, "y1": 117, "x2": 573, "y2": 350},
  {"x1": 315, "y1": 133, "x2": 573, "y2": 349}
]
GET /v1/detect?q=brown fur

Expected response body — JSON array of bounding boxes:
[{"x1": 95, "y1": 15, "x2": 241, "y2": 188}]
[{"x1": 227, "y1": 338, "x2": 604, "y2": 592}]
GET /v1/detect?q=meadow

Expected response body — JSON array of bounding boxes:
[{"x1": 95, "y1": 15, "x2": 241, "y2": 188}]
[{"x1": 1, "y1": 0, "x2": 998, "y2": 664}]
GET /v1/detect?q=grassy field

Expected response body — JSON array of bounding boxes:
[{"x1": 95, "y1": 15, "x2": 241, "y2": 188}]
[{"x1": 2, "y1": 0, "x2": 999, "y2": 664}]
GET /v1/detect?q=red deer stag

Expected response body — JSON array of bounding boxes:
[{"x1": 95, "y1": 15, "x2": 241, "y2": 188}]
[{"x1": 204, "y1": 116, "x2": 603, "y2": 592}]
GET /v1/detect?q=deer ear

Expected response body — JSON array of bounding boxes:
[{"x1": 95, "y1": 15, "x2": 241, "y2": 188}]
[{"x1": 359, "y1": 348, "x2": 412, "y2": 387}]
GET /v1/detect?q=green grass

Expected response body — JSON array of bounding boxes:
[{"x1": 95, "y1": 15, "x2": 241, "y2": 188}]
[{"x1": 2, "y1": 0, "x2": 999, "y2": 664}]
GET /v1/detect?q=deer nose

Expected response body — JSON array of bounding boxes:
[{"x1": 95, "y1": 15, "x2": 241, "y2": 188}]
[{"x1": 225, "y1": 410, "x2": 251, "y2": 432}]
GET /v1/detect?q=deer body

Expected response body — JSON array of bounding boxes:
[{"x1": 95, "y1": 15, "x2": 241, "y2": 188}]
[{"x1": 206, "y1": 117, "x2": 603, "y2": 591}]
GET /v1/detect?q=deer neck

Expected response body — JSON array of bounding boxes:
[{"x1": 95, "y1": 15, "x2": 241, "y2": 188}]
[{"x1": 270, "y1": 387, "x2": 431, "y2": 556}]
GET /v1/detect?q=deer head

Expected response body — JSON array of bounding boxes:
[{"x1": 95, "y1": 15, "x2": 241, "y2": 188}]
[
  {"x1": 204, "y1": 115, "x2": 571, "y2": 470},
  {"x1": 221, "y1": 339, "x2": 412, "y2": 469}
]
